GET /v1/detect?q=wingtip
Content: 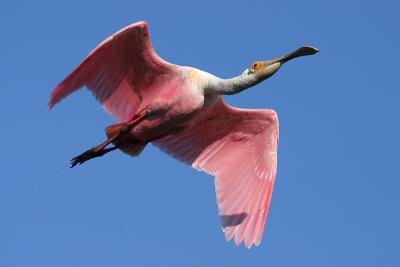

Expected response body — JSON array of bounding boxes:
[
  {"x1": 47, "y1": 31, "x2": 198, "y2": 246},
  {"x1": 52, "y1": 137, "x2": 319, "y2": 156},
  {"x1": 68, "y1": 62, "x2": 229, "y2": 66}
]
[
  {"x1": 129, "y1": 20, "x2": 148, "y2": 29},
  {"x1": 48, "y1": 99, "x2": 57, "y2": 110},
  {"x1": 224, "y1": 226, "x2": 256, "y2": 249},
  {"x1": 48, "y1": 89, "x2": 59, "y2": 110},
  {"x1": 234, "y1": 237, "x2": 255, "y2": 249},
  {"x1": 137, "y1": 20, "x2": 148, "y2": 26},
  {"x1": 245, "y1": 243, "x2": 254, "y2": 249}
]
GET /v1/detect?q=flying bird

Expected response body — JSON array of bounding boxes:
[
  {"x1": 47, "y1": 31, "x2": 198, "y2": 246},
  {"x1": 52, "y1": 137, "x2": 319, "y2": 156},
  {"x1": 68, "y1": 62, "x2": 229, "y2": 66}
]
[{"x1": 49, "y1": 21, "x2": 318, "y2": 248}]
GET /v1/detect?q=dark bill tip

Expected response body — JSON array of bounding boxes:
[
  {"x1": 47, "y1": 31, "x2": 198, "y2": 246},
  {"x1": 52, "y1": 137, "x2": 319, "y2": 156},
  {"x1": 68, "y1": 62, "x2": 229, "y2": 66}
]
[
  {"x1": 269, "y1": 45, "x2": 319, "y2": 64},
  {"x1": 297, "y1": 46, "x2": 319, "y2": 56}
]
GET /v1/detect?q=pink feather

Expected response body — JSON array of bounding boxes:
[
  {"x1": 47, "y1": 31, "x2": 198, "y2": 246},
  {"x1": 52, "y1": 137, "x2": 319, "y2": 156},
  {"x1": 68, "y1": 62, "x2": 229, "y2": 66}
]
[
  {"x1": 49, "y1": 21, "x2": 176, "y2": 122},
  {"x1": 155, "y1": 99, "x2": 279, "y2": 248},
  {"x1": 48, "y1": 21, "x2": 291, "y2": 248}
]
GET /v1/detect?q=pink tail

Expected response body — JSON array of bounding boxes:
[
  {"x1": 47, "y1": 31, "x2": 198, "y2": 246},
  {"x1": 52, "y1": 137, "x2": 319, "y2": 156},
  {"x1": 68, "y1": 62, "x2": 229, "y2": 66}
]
[{"x1": 105, "y1": 124, "x2": 147, "y2": 156}]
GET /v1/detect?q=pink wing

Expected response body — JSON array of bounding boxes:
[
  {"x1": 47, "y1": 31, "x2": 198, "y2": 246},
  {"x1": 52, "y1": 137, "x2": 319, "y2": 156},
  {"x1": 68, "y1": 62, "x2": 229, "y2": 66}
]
[
  {"x1": 154, "y1": 99, "x2": 279, "y2": 248},
  {"x1": 49, "y1": 21, "x2": 176, "y2": 122}
]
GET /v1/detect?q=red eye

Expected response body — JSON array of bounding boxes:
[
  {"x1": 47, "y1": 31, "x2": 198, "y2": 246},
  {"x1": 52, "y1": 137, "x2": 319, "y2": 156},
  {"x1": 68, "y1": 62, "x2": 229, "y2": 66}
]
[{"x1": 252, "y1": 62, "x2": 261, "y2": 70}]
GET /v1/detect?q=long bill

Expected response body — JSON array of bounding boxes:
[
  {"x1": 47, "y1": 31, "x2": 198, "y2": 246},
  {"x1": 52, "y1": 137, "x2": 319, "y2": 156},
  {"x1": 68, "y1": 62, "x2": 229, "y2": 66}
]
[
  {"x1": 212, "y1": 46, "x2": 319, "y2": 95},
  {"x1": 267, "y1": 46, "x2": 319, "y2": 65},
  {"x1": 258, "y1": 46, "x2": 319, "y2": 82}
]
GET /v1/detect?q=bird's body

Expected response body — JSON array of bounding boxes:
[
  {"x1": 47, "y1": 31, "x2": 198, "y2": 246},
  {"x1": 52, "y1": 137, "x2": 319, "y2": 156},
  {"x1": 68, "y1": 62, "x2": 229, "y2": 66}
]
[
  {"x1": 49, "y1": 21, "x2": 318, "y2": 248},
  {"x1": 123, "y1": 68, "x2": 219, "y2": 141}
]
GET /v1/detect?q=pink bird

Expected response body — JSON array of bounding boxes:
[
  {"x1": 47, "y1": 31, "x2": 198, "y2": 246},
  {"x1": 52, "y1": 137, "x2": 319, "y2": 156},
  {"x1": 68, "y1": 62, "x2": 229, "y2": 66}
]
[{"x1": 49, "y1": 21, "x2": 318, "y2": 248}]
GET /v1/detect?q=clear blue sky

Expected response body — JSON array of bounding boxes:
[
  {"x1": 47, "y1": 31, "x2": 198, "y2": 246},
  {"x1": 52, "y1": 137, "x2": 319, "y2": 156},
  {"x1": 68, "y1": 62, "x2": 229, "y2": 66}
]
[{"x1": 1, "y1": 0, "x2": 399, "y2": 266}]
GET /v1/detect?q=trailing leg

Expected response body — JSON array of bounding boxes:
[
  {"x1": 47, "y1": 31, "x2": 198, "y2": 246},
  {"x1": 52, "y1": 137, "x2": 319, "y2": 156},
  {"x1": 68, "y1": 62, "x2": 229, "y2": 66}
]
[
  {"x1": 69, "y1": 107, "x2": 149, "y2": 167},
  {"x1": 70, "y1": 146, "x2": 117, "y2": 168}
]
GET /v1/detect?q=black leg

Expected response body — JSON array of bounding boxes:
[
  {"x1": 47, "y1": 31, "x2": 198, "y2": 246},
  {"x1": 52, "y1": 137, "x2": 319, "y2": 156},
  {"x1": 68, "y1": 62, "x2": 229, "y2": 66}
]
[{"x1": 70, "y1": 146, "x2": 117, "y2": 168}]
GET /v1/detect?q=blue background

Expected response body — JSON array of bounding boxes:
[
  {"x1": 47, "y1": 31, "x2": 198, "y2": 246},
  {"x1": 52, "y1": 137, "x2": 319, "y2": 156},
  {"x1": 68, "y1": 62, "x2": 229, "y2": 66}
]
[{"x1": 1, "y1": 0, "x2": 399, "y2": 266}]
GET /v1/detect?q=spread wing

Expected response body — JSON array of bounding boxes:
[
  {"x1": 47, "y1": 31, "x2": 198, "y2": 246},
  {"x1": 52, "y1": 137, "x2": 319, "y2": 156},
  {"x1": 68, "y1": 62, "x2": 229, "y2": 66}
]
[
  {"x1": 154, "y1": 99, "x2": 279, "y2": 248},
  {"x1": 49, "y1": 21, "x2": 176, "y2": 122}
]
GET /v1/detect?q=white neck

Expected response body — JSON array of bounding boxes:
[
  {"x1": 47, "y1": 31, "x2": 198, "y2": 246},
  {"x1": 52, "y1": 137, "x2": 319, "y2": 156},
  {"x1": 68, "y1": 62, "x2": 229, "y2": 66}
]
[
  {"x1": 198, "y1": 69, "x2": 260, "y2": 96},
  {"x1": 215, "y1": 74, "x2": 259, "y2": 95}
]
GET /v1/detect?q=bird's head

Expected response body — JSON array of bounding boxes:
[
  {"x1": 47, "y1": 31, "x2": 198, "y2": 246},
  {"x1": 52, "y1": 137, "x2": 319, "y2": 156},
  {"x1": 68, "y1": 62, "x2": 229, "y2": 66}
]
[{"x1": 244, "y1": 46, "x2": 319, "y2": 84}]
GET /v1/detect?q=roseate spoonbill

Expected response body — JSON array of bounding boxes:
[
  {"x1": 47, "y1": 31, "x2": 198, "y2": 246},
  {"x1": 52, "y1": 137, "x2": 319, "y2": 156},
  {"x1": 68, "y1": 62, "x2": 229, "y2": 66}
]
[{"x1": 49, "y1": 21, "x2": 318, "y2": 248}]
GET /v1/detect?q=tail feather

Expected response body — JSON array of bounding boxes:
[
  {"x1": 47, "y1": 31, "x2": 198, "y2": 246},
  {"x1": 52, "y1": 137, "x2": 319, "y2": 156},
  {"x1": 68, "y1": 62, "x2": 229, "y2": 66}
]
[
  {"x1": 105, "y1": 124, "x2": 146, "y2": 156},
  {"x1": 119, "y1": 142, "x2": 147, "y2": 156}
]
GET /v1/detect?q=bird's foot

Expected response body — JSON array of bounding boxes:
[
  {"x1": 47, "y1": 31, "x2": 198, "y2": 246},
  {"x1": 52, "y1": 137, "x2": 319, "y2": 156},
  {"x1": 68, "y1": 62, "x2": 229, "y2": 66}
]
[{"x1": 70, "y1": 147, "x2": 109, "y2": 168}]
